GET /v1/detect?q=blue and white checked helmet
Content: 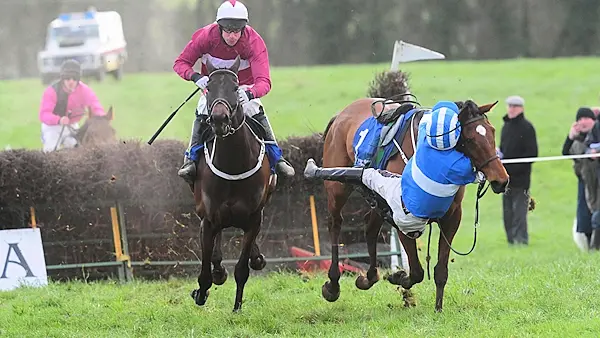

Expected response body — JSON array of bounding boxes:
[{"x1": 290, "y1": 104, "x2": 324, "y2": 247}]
[{"x1": 425, "y1": 101, "x2": 461, "y2": 150}]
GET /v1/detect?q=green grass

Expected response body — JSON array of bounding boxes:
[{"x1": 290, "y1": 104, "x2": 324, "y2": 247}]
[{"x1": 2, "y1": 57, "x2": 600, "y2": 337}]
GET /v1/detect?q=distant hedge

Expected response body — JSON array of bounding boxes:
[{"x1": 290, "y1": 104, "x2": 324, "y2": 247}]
[{"x1": 0, "y1": 136, "x2": 373, "y2": 280}]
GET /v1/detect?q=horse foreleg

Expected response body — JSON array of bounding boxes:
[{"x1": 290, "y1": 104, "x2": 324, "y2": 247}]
[
  {"x1": 434, "y1": 208, "x2": 462, "y2": 312},
  {"x1": 192, "y1": 218, "x2": 217, "y2": 306},
  {"x1": 387, "y1": 232, "x2": 424, "y2": 289},
  {"x1": 211, "y1": 230, "x2": 228, "y2": 285},
  {"x1": 355, "y1": 210, "x2": 383, "y2": 290},
  {"x1": 322, "y1": 181, "x2": 351, "y2": 302},
  {"x1": 233, "y1": 210, "x2": 262, "y2": 312}
]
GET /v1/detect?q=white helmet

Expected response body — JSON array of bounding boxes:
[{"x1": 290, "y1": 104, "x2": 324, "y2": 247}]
[{"x1": 216, "y1": 0, "x2": 248, "y2": 31}]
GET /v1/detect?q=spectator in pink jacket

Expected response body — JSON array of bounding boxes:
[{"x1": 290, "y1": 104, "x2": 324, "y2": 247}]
[
  {"x1": 173, "y1": 0, "x2": 295, "y2": 184},
  {"x1": 39, "y1": 59, "x2": 105, "y2": 152}
]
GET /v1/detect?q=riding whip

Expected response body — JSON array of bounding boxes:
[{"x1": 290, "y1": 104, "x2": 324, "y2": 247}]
[{"x1": 147, "y1": 88, "x2": 201, "y2": 145}]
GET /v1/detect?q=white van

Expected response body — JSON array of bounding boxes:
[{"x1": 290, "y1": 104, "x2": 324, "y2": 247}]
[{"x1": 37, "y1": 8, "x2": 128, "y2": 84}]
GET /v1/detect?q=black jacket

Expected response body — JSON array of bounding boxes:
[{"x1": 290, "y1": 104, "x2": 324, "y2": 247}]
[{"x1": 500, "y1": 113, "x2": 538, "y2": 190}]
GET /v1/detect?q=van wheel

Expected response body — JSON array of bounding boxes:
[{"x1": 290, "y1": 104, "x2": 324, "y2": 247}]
[
  {"x1": 112, "y1": 66, "x2": 123, "y2": 81},
  {"x1": 96, "y1": 69, "x2": 106, "y2": 82}
]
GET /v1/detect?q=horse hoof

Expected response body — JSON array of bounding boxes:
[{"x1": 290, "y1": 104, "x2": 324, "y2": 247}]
[
  {"x1": 191, "y1": 289, "x2": 209, "y2": 306},
  {"x1": 249, "y1": 254, "x2": 267, "y2": 271},
  {"x1": 387, "y1": 270, "x2": 411, "y2": 288},
  {"x1": 321, "y1": 281, "x2": 340, "y2": 302},
  {"x1": 355, "y1": 274, "x2": 379, "y2": 290},
  {"x1": 212, "y1": 268, "x2": 228, "y2": 285}
]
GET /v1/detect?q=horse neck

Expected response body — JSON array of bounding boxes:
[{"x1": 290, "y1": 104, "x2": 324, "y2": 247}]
[{"x1": 211, "y1": 121, "x2": 261, "y2": 174}]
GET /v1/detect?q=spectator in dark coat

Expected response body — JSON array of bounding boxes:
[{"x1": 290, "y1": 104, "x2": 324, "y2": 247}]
[
  {"x1": 563, "y1": 107, "x2": 596, "y2": 250},
  {"x1": 498, "y1": 95, "x2": 538, "y2": 245}
]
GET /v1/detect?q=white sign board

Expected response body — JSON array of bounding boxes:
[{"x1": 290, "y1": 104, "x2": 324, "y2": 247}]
[
  {"x1": 390, "y1": 40, "x2": 446, "y2": 70},
  {"x1": 0, "y1": 228, "x2": 48, "y2": 291}
]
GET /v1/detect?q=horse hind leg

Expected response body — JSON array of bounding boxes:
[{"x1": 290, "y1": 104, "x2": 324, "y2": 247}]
[
  {"x1": 355, "y1": 210, "x2": 383, "y2": 290},
  {"x1": 322, "y1": 180, "x2": 352, "y2": 302},
  {"x1": 211, "y1": 230, "x2": 228, "y2": 285}
]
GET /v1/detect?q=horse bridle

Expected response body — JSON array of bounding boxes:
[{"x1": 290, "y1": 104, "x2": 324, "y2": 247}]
[{"x1": 205, "y1": 69, "x2": 245, "y2": 137}]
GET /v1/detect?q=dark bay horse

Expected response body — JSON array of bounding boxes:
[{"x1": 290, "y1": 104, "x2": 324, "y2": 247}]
[
  {"x1": 190, "y1": 56, "x2": 276, "y2": 312},
  {"x1": 75, "y1": 106, "x2": 117, "y2": 146},
  {"x1": 315, "y1": 97, "x2": 509, "y2": 312}
]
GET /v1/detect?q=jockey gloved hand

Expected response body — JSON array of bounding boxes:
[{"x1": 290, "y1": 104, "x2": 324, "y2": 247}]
[
  {"x1": 59, "y1": 116, "x2": 70, "y2": 125},
  {"x1": 191, "y1": 72, "x2": 209, "y2": 90},
  {"x1": 237, "y1": 87, "x2": 254, "y2": 105}
]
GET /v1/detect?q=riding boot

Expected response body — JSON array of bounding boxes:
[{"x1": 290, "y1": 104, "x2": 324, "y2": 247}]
[
  {"x1": 590, "y1": 228, "x2": 600, "y2": 250},
  {"x1": 304, "y1": 158, "x2": 364, "y2": 184},
  {"x1": 178, "y1": 116, "x2": 207, "y2": 184},
  {"x1": 253, "y1": 113, "x2": 295, "y2": 177}
]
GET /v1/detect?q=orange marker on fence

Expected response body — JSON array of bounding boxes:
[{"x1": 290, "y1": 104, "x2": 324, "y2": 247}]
[
  {"x1": 30, "y1": 207, "x2": 37, "y2": 228},
  {"x1": 309, "y1": 195, "x2": 321, "y2": 256},
  {"x1": 110, "y1": 207, "x2": 123, "y2": 260}
]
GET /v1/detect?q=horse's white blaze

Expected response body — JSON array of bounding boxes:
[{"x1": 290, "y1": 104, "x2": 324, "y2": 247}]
[{"x1": 476, "y1": 124, "x2": 486, "y2": 137}]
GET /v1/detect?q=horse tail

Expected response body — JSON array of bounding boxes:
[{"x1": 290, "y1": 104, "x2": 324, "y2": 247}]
[
  {"x1": 322, "y1": 114, "x2": 337, "y2": 141},
  {"x1": 366, "y1": 70, "x2": 411, "y2": 99}
]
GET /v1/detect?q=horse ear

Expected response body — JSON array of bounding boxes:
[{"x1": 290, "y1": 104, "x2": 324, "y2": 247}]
[
  {"x1": 479, "y1": 101, "x2": 499, "y2": 114},
  {"x1": 230, "y1": 55, "x2": 241, "y2": 73},
  {"x1": 206, "y1": 57, "x2": 216, "y2": 74},
  {"x1": 106, "y1": 106, "x2": 114, "y2": 120}
]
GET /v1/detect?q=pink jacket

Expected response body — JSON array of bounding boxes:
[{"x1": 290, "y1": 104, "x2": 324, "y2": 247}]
[
  {"x1": 173, "y1": 23, "x2": 272, "y2": 99},
  {"x1": 39, "y1": 81, "x2": 105, "y2": 125}
]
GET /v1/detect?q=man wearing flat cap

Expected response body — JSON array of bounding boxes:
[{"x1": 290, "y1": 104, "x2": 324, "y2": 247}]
[{"x1": 499, "y1": 95, "x2": 538, "y2": 245}]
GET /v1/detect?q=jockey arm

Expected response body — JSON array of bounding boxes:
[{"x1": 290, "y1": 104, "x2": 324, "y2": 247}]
[
  {"x1": 447, "y1": 156, "x2": 478, "y2": 185},
  {"x1": 246, "y1": 33, "x2": 272, "y2": 99},
  {"x1": 173, "y1": 28, "x2": 210, "y2": 82},
  {"x1": 81, "y1": 83, "x2": 105, "y2": 117},
  {"x1": 39, "y1": 87, "x2": 61, "y2": 125}
]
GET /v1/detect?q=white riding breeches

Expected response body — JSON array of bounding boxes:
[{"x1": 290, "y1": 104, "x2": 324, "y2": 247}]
[
  {"x1": 41, "y1": 123, "x2": 79, "y2": 153},
  {"x1": 361, "y1": 168, "x2": 429, "y2": 236},
  {"x1": 196, "y1": 85, "x2": 263, "y2": 117}
]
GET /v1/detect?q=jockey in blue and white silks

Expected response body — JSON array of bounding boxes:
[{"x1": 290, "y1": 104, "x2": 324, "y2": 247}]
[
  {"x1": 359, "y1": 101, "x2": 481, "y2": 235},
  {"x1": 304, "y1": 100, "x2": 485, "y2": 237}
]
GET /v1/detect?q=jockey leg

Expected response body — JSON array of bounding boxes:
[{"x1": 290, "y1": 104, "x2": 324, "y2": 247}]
[
  {"x1": 178, "y1": 97, "x2": 210, "y2": 184},
  {"x1": 303, "y1": 159, "x2": 364, "y2": 183},
  {"x1": 243, "y1": 99, "x2": 295, "y2": 177},
  {"x1": 41, "y1": 123, "x2": 65, "y2": 153}
]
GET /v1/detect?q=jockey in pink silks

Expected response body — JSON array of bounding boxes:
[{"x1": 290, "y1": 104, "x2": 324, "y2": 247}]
[
  {"x1": 38, "y1": 59, "x2": 105, "y2": 152},
  {"x1": 173, "y1": 0, "x2": 295, "y2": 184}
]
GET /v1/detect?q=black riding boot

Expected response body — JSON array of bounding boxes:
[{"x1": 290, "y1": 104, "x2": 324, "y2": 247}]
[
  {"x1": 303, "y1": 158, "x2": 364, "y2": 184},
  {"x1": 590, "y1": 229, "x2": 600, "y2": 250},
  {"x1": 253, "y1": 113, "x2": 295, "y2": 177},
  {"x1": 178, "y1": 116, "x2": 208, "y2": 184}
]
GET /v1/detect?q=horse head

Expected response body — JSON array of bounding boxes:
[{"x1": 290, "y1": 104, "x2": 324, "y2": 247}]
[
  {"x1": 76, "y1": 106, "x2": 117, "y2": 146},
  {"x1": 455, "y1": 100, "x2": 509, "y2": 194},
  {"x1": 205, "y1": 55, "x2": 243, "y2": 138}
]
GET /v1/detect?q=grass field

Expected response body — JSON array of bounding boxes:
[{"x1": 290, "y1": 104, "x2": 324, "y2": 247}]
[{"x1": 2, "y1": 57, "x2": 600, "y2": 337}]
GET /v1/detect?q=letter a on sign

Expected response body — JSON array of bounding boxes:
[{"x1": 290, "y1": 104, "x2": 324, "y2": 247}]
[{"x1": 0, "y1": 228, "x2": 48, "y2": 291}]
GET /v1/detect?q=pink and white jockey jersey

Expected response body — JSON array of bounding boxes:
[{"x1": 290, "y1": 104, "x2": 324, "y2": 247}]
[
  {"x1": 39, "y1": 81, "x2": 106, "y2": 126},
  {"x1": 173, "y1": 23, "x2": 272, "y2": 99}
]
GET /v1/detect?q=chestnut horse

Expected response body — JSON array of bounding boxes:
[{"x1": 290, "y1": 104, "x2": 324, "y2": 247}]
[
  {"x1": 189, "y1": 56, "x2": 276, "y2": 312},
  {"x1": 316, "y1": 97, "x2": 509, "y2": 311},
  {"x1": 75, "y1": 106, "x2": 116, "y2": 146}
]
